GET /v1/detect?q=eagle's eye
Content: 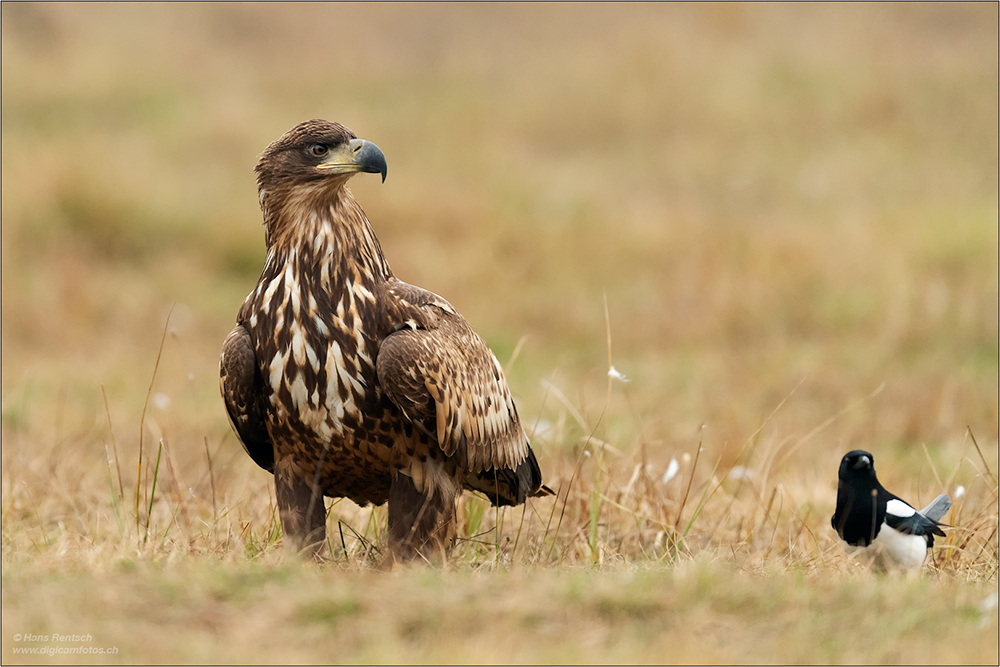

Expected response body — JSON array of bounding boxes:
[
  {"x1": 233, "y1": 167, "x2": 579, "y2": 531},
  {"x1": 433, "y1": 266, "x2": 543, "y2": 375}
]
[{"x1": 308, "y1": 144, "x2": 329, "y2": 158}]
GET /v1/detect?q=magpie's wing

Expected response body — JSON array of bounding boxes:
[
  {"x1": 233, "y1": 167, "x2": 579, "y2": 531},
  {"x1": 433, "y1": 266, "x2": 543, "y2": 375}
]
[
  {"x1": 919, "y1": 493, "x2": 952, "y2": 524},
  {"x1": 884, "y1": 497, "x2": 946, "y2": 537}
]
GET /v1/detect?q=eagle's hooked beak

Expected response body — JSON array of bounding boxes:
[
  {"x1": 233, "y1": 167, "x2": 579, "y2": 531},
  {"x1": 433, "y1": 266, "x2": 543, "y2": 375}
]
[{"x1": 317, "y1": 138, "x2": 387, "y2": 183}]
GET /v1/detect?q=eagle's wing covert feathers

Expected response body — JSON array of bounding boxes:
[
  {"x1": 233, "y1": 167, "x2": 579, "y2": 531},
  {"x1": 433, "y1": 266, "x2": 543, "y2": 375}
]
[{"x1": 375, "y1": 305, "x2": 530, "y2": 475}]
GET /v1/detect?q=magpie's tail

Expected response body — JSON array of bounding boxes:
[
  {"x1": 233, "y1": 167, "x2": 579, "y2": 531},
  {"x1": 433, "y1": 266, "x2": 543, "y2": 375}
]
[{"x1": 920, "y1": 493, "x2": 952, "y2": 524}]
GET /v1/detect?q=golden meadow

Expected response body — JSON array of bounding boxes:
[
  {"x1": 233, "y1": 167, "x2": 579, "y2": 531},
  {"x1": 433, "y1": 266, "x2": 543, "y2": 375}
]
[{"x1": 2, "y1": 4, "x2": 997, "y2": 663}]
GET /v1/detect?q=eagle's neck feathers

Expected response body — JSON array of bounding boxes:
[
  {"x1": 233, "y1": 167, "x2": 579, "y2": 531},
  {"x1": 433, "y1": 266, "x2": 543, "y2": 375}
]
[{"x1": 261, "y1": 184, "x2": 393, "y2": 286}]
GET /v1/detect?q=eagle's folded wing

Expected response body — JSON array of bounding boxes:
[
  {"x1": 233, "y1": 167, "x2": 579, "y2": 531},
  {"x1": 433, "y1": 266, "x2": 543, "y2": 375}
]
[
  {"x1": 376, "y1": 306, "x2": 530, "y2": 476},
  {"x1": 220, "y1": 324, "x2": 274, "y2": 472}
]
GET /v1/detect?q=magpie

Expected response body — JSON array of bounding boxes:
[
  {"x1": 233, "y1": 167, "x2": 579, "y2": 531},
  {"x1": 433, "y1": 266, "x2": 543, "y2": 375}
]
[{"x1": 831, "y1": 449, "x2": 951, "y2": 572}]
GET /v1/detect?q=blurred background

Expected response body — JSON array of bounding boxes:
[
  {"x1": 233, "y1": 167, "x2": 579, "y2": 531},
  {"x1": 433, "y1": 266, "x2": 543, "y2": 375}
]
[{"x1": 2, "y1": 3, "x2": 997, "y2": 521}]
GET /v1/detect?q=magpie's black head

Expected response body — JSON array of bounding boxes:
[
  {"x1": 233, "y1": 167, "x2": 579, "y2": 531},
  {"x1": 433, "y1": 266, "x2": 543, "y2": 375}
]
[{"x1": 839, "y1": 449, "x2": 877, "y2": 483}]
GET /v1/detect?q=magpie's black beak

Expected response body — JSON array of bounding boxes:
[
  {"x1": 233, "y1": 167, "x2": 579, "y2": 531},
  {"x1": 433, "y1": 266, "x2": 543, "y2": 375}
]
[{"x1": 853, "y1": 455, "x2": 872, "y2": 470}]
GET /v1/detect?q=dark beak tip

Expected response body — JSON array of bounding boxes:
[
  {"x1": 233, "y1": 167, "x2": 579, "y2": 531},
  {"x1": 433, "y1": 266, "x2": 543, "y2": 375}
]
[{"x1": 355, "y1": 139, "x2": 387, "y2": 183}]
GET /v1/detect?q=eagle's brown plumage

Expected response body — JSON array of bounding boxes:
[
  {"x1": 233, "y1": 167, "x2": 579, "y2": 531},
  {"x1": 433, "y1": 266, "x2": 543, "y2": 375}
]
[{"x1": 220, "y1": 119, "x2": 551, "y2": 560}]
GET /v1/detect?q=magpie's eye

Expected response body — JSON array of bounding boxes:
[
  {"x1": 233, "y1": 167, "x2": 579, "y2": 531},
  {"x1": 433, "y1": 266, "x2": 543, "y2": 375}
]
[{"x1": 308, "y1": 144, "x2": 329, "y2": 157}]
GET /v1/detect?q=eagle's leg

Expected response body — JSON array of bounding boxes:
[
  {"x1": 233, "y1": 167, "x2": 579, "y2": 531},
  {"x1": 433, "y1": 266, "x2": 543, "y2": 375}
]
[
  {"x1": 387, "y1": 464, "x2": 457, "y2": 563},
  {"x1": 274, "y1": 460, "x2": 327, "y2": 557}
]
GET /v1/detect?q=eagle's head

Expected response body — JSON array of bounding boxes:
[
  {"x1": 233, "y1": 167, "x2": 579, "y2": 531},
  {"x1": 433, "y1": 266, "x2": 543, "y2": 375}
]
[
  {"x1": 254, "y1": 119, "x2": 388, "y2": 247},
  {"x1": 255, "y1": 119, "x2": 387, "y2": 193}
]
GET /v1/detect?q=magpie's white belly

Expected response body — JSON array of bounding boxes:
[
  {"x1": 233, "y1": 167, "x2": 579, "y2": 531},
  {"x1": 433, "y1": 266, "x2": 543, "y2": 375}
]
[
  {"x1": 844, "y1": 522, "x2": 928, "y2": 572},
  {"x1": 871, "y1": 521, "x2": 928, "y2": 570}
]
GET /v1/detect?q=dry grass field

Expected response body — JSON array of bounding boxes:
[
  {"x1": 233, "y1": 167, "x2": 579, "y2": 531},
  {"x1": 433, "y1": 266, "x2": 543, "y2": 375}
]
[{"x1": 2, "y1": 3, "x2": 998, "y2": 664}]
